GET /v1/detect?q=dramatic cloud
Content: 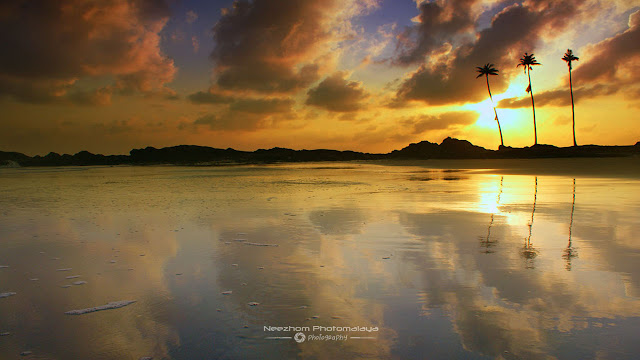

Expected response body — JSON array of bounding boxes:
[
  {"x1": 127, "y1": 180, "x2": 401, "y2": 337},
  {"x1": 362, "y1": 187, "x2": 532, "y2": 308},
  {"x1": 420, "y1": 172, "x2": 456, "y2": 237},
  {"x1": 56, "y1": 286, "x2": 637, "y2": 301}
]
[
  {"x1": 189, "y1": 96, "x2": 294, "y2": 132},
  {"x1": 208, "y1": 0, "x2": 333, "y2": 94},
  {"x1": 394, "y1": 0, "x2": 480, "y2": 66},
  {"x1": 67, "y1": 88, "x2": 115, "y2": 106},
  {"x1": 306, "y1": 72, "x2": 368, "y2": 112},
  {"x1": 187, "y1": 91, "x2": 234, "y2": 104},
  {"x1": 192, "y1": 110, "x2": 283, "y2": 132},
  {"x1": 572, "y1": 10, "x2": 640, "y2": 84},
  {"x1": 499, "y1": 10, "x2": 640, "y2": 109},
  {"x1": 401, "y1": 111, "x2": 478, "y2": 134},
  {"x1": 193, "y1": 114, "x2": 219, "y2": 126},
  {"x1": 205, "y1": 0, "x2": 378, "y2": 95},
  {"x1": 498, "y1": 84, "x2": 619, "y2": 108},
  {"x1": 395, "y1": 0, "x2": 589, "y2": 105},
  {"x1": 0, "y1": 0, "x2": 176, "y2": 104},
  {"x1": 185, "y1": 0, "x2": 379, "y2": 134}
]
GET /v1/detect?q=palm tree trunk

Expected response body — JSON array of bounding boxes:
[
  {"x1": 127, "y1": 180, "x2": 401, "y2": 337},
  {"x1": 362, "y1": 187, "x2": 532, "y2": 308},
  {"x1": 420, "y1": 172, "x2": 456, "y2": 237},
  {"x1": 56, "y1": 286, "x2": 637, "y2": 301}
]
[
  {"x1": 569, "y1": 68, "x2": 576, "y2": 147},
  {"x1": 527, "y1": 68, "x2": 537, "y2": 145},
  {"x1": 486, "y1": 75, "x2": 504, "y2": 146}
]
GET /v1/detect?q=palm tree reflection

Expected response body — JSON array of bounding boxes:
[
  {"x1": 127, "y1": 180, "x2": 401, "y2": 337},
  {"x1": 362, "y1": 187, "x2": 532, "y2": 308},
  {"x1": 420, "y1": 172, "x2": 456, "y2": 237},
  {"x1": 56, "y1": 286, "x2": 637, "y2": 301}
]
[
  {"x1": 480, "y1": 176, "x2": 503, "y2": 253},
  {"x1": 521, "y1": 176, "x2": 539, "y2": 268},
  {"x1": 562, "y1": 178, "x2": 578, "y2": 270}
]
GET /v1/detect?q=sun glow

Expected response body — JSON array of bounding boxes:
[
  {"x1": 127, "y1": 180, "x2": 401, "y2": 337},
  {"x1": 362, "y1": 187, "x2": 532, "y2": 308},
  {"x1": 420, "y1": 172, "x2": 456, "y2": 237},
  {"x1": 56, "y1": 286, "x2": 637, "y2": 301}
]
[{"x1": 464, "y1": 77, "x2": 537, "y2": 144}]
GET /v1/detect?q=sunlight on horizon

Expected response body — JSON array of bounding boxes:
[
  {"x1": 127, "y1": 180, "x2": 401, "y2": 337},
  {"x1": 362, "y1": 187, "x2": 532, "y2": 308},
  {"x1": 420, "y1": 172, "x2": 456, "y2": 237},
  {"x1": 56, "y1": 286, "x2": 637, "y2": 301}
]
[{"x1": 464, "y1": 79, "x2": 532, "y2": 139}]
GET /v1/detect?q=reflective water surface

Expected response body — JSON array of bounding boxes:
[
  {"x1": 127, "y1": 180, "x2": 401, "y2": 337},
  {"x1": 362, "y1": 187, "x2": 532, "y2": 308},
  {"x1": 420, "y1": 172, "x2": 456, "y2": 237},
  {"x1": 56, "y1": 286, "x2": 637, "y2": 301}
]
[{"x1": 1, "y1": 160, "x2": 639, "y2": 359}]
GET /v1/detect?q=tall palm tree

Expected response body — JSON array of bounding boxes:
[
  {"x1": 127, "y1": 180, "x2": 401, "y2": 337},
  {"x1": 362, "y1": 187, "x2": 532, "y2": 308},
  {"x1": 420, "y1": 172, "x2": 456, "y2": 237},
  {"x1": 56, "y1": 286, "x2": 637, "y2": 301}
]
[
  {"x1": 517, "y1": 53, "x2": 542, "y2": 145},
  {"x1": 562, "y1": 49, "x2": 579, "y2": 147},
  {"x1": 476, "y1": 63, "x2": 504, "y2": 147}
]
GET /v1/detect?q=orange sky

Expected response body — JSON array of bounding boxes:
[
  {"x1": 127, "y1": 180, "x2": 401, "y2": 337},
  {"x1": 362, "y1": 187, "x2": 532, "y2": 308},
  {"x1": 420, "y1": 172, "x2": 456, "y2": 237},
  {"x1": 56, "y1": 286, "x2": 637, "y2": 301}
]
[{"x1": 1, "y1": 0, "x2": 639, "y2": 155}]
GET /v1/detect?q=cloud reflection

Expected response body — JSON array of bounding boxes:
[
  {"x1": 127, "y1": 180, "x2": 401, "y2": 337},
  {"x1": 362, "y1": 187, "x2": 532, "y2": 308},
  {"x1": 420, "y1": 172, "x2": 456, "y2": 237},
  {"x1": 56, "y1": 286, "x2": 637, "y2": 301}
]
[{"x1": 1, "y1": 163, "x2": 639, "y2": 359}]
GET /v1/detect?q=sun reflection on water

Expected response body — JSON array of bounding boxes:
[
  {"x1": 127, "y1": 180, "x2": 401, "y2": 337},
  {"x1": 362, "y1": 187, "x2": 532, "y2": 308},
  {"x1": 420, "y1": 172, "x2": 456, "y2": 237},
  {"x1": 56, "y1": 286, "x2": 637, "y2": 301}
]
[{"x1": 0, "y1": 162, "x2": 639, "y2": 359}]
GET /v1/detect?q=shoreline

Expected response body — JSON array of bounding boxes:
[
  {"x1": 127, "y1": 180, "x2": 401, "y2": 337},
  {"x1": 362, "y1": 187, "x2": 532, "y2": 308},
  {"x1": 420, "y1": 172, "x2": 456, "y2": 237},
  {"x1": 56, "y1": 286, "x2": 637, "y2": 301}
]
[
  {"x1": 2, "y1": 138, "x2": 639, "y2": 168},
  {"x1": 2, "y1": 157, "x2": 639, "y2": 178}
]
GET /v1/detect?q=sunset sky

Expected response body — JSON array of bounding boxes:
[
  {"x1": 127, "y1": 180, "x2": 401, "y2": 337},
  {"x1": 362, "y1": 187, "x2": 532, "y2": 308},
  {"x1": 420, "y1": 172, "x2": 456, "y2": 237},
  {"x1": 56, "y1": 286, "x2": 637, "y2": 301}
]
[{"x1": 1, "y1": 0, "x2": 639, "y2": 155}]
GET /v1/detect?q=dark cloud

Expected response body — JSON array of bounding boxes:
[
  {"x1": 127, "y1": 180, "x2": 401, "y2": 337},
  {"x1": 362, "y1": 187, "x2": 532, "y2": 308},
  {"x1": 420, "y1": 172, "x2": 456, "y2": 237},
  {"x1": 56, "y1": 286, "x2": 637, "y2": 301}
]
[
  {"x1": 0, "y1": 75, "x2": 72, "y2": 104},
  {"x1": 394, "y1": 0, "x2": 479, "y2": 66},
  {"x1": 395, "y1": 1, "x2": 587, "y2": 105},
  {"x1": 401, "y1": 111, "x2": 478, "y2": 134},
  {"x1": 208, "y1": 0, "x2": 340, "y2": 94},
  {"x1": 188, "y1": 91, "x2": 234, "y2": 104},
  {"x1": 498, "y1": 84, "x2": 619, "y2": 108},
  {"x1": 499, "y1": 10, "x2": 640, "y2": 109},
  {"x1": 67, "y1": 88, "x2": 114, "y2": 106},
  {"x1": 188, "y1": 88, "x2": 294, "y2": 131},
  {"x1": 0, "y1": 0, "x2": 175, "y2": 104},
  {"x1": 572, "y1": 10, "x2": 640, "y2": 84},
  {"x1": 216, "y1": 63, "x2": 320, "y2": 94},
  {"x1": 135, "y1": 0, "x2": 171, "y2": 20},
  {"x1": 189, "y1": 96, "x2": 293, "y2": 131},
  {"x1": 193, "y1": 114, "x2": 218, "y2": 126},
  {"x1": 305, "y1": 72, "x2": 368, "y2": 112},
  {"x1": 192, "y1": 110, "x2": 279, "y2": 131}
]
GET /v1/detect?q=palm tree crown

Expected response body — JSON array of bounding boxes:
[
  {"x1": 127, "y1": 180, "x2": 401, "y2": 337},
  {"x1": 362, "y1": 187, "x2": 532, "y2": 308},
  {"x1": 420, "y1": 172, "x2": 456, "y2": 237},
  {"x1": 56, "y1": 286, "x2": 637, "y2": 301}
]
[
  {"x1": 517, "y1": 53, "x2": 541, "y2": 73},
  {"x1": 476, "y1": 63, "x2": 499, "y2": 78},
  {"x1": 562, "y1": 49, "x2": 579, "y2": 70}
]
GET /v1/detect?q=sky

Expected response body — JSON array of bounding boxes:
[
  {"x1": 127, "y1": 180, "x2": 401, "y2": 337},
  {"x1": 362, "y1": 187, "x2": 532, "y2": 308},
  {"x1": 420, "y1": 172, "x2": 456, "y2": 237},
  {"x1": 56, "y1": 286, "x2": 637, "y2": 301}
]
[{"x1": 1, "y1": 0, "x2": 639, "y2": 156}]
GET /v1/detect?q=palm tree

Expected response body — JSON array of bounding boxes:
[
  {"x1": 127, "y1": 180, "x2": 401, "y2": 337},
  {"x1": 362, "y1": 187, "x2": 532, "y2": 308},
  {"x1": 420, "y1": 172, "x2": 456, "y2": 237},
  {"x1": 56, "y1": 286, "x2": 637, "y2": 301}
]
[
  {"x1": 517, "y1": 53, "x2": 542, "y2": 145},
  {"x1": 476, "y1": 63, "x2": 504, "y2": 147},
  {"x1": 562, "y1": 49, "x2": 579, "y2": 147}
]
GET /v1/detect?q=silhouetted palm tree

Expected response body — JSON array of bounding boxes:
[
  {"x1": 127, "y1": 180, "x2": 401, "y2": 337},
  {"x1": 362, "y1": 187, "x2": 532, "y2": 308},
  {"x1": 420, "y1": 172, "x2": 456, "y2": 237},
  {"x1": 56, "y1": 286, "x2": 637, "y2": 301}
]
[
  {"x1": 476, "y1": 63, "x2": 504, "y2": 147},
  {"x1": 562, "y1": 49, "x2": 579, "y2": 147},
  {"x1": 517, "y1": 53, "x2": 542, "y2": 145}
]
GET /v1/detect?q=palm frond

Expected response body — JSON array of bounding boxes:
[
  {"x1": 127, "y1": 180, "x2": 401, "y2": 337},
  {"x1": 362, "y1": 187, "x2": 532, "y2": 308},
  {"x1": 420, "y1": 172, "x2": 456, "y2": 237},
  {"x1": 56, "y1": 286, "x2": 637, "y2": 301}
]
[
  {"x1": 517, "y1": 53, "x2": 541, "y2": 72},
  {"x1": 562, "y1": 49, "x2": 579, "y2": 69},
  {"x1": 475, "y1": 63, "x2": 499, "y2": 78}
]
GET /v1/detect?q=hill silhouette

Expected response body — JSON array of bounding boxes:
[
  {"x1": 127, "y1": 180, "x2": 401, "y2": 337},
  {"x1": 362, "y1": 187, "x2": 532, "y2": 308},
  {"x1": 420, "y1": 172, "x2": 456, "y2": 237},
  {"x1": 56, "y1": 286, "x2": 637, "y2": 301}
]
[{"x1": 1, "y1": 137, "x2": 639, "y2": 167}]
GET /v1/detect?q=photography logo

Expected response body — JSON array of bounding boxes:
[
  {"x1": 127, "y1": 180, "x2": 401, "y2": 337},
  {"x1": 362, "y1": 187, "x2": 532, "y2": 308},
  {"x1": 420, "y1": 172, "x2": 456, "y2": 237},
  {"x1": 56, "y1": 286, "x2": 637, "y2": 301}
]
[
  {"x1": 264, "y1": 325, "x2": 377, "y2": 342},
  {"x1": 294, "y1": 332, "x2": 306, "y2": 343}
]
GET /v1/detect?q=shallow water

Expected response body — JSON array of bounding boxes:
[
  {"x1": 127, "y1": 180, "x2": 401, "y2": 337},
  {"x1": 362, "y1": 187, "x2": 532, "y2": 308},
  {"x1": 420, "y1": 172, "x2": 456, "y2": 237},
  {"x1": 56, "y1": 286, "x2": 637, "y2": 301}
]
[{"x1": 1, "y1": 160, "x2": 639, "y2": 359}]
